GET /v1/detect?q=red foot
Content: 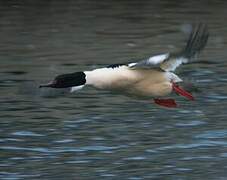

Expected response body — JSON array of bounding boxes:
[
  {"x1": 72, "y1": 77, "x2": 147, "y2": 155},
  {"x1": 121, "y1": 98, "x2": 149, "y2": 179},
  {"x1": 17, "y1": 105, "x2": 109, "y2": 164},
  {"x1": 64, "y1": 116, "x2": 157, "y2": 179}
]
[
  {"x1": 172, "y1": 82, "x2": 195, "y2": 101},
  {"x1": 154, "y1": 98, "x2": 177, "y2": 108}
]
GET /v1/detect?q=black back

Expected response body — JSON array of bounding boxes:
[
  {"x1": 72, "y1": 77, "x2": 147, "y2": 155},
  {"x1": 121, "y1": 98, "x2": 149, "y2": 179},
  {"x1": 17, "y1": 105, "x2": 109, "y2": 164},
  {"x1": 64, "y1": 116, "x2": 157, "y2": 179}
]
[{"x1": 107, "y1": 63, "x2": 127, "y2": 69}]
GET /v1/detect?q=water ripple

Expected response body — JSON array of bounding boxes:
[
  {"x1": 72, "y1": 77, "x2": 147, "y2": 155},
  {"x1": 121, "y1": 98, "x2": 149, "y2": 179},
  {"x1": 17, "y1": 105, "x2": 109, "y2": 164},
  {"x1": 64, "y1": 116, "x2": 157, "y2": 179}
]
[
  {"x1": 0, "y1": 145, "x2": 125, "y2": 154},
  {"x1": 181, "y1": 155, "x2": 215, "y2": 161},
  {"x1": 156, "y1": 140, "x2": 227, "y2": 151},
  {"x1": 195, "y1": 130, "x2": 227, "y2": 139},
  {"x1": 175, "y1": 120, "x2": 206, "y2": 127},
  {"x1": 124, "y1": 156, "x2": 147, "y2": 161},
  {"x1": 11, "y1": 131, "x2": 44, "y2": 137}
]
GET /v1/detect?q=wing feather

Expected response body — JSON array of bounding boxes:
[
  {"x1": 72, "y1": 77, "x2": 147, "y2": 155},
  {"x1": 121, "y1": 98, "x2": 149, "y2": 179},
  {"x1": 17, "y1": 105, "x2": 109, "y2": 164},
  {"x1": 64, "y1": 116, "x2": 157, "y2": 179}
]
[
  {"x1": 128, "y1": 53, "x2": 169, "y2": 68},
  {"x1": 128, "y1": 24, "x2": 209, "y2": 72},
  {"x1": 160, "y1": 24, "x2": 209, "y2": 71}
]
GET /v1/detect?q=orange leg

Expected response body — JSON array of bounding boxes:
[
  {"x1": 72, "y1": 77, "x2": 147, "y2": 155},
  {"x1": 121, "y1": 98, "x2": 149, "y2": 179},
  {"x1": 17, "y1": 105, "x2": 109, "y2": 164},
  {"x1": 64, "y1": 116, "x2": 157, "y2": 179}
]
[
  {"x1": 172, "y1": 82, "x2": 195, "y2": 100},
  {"x1": 154, "y1": 98, "x2": 177, "y2": 108}
]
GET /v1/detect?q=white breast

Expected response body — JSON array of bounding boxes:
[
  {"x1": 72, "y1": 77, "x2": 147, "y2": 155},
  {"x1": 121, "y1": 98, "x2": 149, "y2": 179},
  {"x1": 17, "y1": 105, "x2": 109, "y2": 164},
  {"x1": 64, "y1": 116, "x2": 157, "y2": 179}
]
[
  {"x1": 84, "y1": 66, "x2": 141, "y2": 89},
  {"x1": 84, "y1": 66, "x2": 180, "y2": 97}
]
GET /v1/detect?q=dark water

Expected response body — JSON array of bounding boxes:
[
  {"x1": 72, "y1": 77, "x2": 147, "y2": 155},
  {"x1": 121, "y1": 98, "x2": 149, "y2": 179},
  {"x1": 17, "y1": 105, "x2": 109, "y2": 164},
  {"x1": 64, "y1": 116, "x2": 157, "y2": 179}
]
[{"x1": 1, "y1": 0, "x2": 227, "y2": 179}]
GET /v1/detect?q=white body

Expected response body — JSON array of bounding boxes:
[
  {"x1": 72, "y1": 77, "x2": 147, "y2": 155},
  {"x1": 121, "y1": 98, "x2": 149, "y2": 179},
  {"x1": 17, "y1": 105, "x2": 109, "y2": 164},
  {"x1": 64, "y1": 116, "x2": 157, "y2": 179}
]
[{"x1": 74, "y1": 66, "x2": 182, "y2": 98}]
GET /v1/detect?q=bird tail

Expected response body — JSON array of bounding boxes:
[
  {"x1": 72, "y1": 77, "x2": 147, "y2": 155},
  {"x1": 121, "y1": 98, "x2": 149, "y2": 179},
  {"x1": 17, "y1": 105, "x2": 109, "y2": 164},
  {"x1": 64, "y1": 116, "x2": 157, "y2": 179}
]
[{"x1": 180, "y1": 24, "x2": 209, "y2": 59}]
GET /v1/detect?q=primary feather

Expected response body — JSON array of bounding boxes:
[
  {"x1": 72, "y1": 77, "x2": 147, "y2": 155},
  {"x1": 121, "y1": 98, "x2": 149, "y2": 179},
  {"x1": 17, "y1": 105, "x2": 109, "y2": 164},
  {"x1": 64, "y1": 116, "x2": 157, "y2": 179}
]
[{"x1": 130, "y1": 24, "x2": 209, "y2": 72}]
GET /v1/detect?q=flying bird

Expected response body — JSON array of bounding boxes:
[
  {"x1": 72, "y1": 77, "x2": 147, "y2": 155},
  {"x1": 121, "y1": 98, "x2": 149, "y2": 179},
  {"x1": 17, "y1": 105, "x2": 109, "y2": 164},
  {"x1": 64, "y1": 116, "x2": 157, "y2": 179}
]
[{"x1": 40, "y1": 24, "x2": 209, "y2": 108}]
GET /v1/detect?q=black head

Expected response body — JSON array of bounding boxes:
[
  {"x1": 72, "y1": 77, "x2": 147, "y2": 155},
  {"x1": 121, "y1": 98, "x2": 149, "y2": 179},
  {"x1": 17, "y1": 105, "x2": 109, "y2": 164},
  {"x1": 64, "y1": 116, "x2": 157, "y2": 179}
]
[{"x1": 40, "y1": 72, "x2": 86, "y2": 88}]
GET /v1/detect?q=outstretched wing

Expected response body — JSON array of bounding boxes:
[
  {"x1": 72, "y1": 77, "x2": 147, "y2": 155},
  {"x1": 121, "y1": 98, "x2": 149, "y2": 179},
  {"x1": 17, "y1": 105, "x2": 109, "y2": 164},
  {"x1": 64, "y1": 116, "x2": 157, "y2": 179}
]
[{"x1": 129, "y1": 24, "x2": 209, "y2": 72}]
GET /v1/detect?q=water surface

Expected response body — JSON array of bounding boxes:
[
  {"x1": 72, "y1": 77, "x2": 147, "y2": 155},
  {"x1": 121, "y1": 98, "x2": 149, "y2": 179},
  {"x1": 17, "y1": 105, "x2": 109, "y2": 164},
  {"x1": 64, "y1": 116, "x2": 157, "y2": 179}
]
[{"x1": 1, "y1": 0, "x2": 227, "y2": 179}]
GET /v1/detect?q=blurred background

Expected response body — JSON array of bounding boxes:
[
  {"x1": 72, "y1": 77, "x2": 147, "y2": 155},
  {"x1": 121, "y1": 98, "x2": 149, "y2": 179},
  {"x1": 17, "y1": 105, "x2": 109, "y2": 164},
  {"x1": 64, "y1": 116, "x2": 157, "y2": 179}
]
[{"x1": 1, "y1": 0, "x2": 227, "y2": 179}]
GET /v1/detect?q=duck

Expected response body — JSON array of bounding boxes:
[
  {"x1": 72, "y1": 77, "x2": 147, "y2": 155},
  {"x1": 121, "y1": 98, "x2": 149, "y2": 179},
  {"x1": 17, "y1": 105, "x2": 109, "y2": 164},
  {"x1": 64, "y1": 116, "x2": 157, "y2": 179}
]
[{"x1": 40, "y1": 24, "x2": 209, "y2": 108}]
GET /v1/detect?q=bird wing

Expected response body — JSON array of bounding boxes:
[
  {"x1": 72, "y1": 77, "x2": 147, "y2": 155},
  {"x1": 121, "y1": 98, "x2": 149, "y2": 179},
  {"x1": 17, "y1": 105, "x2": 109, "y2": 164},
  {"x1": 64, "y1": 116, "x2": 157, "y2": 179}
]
[
  {"x1": 128, "y1": 53, "x2": 170, "y2": 69},
  {"x1": 129, "y1": 24, "x2": 209, "y2": 72}
]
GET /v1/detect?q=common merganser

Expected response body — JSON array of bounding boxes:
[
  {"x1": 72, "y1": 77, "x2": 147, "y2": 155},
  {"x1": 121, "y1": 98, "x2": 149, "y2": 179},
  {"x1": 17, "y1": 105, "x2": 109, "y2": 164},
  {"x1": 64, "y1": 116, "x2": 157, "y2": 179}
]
[{"x1": 40, "y1": 24, "x2": 209, "y2": 108}]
